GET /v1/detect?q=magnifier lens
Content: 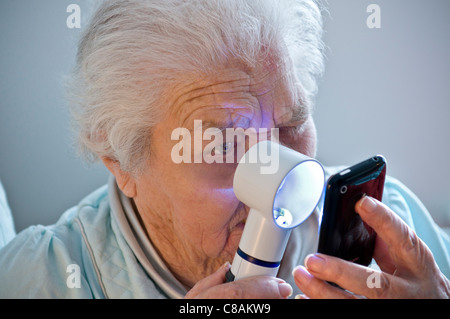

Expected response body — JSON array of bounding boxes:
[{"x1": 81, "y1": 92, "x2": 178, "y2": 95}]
[{"x1": 273, "y1": 207, "x2": 293, "y2": 227}]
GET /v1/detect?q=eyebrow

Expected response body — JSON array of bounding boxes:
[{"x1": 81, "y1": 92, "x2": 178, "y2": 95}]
[
  {"x1": 188, "y1": 115, "x2": 252, "y2": 134},
  {"x1": 201, "y1": 121, "x2": 233, "y2": 131},
  {"x1": 276, "y1": 101, "x2": 309, "y2": 128},
  {"x1": 291, "y1": 104, "x2": 309, "y2": 122}
]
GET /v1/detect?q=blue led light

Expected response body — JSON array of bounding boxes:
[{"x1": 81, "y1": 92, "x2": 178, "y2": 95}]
[{"x1": 273, "y1": 207, "x2": 293, "y2": 227}]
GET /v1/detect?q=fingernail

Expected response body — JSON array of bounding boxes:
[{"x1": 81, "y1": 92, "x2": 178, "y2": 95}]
[
  {"x1": 278, "y1": 282, "x2": 293, "y2": 298},
  {"x1": 305, "y1": 254, "x2": 326, "y2": 272},
  {"x1": 359, "y1": 195, "x2": 378, "y2": 213},
  {"x1": 221, "y1": 261, "x2": 231, "y2": 271}
]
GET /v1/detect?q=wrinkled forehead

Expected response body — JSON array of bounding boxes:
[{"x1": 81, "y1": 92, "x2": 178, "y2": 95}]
[{"x1": 164, "y1": 54, "x2": 306, "y2": 131}]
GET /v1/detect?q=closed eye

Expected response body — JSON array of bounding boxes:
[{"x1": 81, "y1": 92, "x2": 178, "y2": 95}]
[{"x1": 278, "y1": 123, "x2": 306, "y2": 148}]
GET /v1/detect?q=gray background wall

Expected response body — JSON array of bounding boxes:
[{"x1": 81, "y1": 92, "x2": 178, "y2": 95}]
[{"x1": 0, "y1": 0, "x2": 449, "y2": 233}]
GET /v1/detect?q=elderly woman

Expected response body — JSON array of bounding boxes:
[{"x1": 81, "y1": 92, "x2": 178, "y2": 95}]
[{"x1": 0, "y1": 0, "x2": 449, "y2": 299}]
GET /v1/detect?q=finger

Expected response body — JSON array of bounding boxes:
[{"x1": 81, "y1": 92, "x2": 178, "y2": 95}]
[
  {"x1": 227, "y1": 276, "x2": 293, "y2": 299},
  {"x1": 186, "y1": 262, "x2": 293, "y2": 299},
  {"x1": 293, "y1": 265, "x2": 356, "y2": 299},
  {"x1": 355, "y1": 196, "x2": 429, "y2": 276},
  {"x1": 303, "y1": 253, "x2": 406, "y2": 299},
  {"x1": 185, "y1": 262, "x2": 231, "y2": 298},
  {"x1": 373, "y1": 235, "x2": 397, "y2": 274},
  {"x1": 195, "y1": 276, "x2": 293, "y2": 299}
]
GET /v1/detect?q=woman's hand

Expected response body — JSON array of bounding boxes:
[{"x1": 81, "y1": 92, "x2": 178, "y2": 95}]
[
  {"x1": 293, "y1": 196, "x2": 450, "y2": 299},
  {"x1": 185, "y1": 262, "x2": 293, "y2": 299}
]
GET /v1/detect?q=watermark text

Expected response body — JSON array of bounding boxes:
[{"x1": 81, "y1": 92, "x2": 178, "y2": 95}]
[{"x1": 170, "y1": 120, "x2": 280, "y2": 174}]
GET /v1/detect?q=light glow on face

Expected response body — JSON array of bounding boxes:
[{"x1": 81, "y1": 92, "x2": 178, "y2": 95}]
[{"x1": 273, "y1": 207, "x2": 293, "y2": 227}]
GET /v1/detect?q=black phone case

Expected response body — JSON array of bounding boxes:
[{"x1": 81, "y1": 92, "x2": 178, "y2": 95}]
[{"x1": 317, "y1": 155, "x2": 387, "y2": 267}]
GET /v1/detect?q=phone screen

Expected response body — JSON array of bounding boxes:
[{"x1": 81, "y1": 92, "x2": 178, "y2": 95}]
[{"x1": 318, "y1": 156, "x2": 386, "y2": 266}]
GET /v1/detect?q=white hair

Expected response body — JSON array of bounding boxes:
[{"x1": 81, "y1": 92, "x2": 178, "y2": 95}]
[{"x1": 68, "y1": 0, "x2": 325, "y2": 173}]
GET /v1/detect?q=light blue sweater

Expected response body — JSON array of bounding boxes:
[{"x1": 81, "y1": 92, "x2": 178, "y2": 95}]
[{"x1": 0, "y1": 171, "x2": 448, "y2": 298}]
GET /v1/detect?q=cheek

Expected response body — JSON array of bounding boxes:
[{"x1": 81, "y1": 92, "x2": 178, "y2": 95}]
[
  {"x1": 145, "y1": 122, "x2": 244, "y2": 255},
  {"x1": 183, "y1": 187, "x2": 238, "y2": 231},
  {"x1": 176, "y1": 186, "x2": 242, "y2": 254},
  {"x1": 179, "y1": 184, "x2": 237, "y2": 215}
]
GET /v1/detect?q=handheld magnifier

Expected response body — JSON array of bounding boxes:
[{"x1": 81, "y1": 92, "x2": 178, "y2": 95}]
[{"x1": 226, "y1": 140, "x2": 325, "y2": 281}]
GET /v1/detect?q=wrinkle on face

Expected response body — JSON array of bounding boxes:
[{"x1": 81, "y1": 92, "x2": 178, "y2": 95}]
[{"x1": 129, "y1": 54, "x2": 317, "y2": 287}]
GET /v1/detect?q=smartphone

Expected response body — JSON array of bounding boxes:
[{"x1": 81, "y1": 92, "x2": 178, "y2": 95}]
[{"x1": 317, "y1": 155, "x2": 387, "y2": 267}]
